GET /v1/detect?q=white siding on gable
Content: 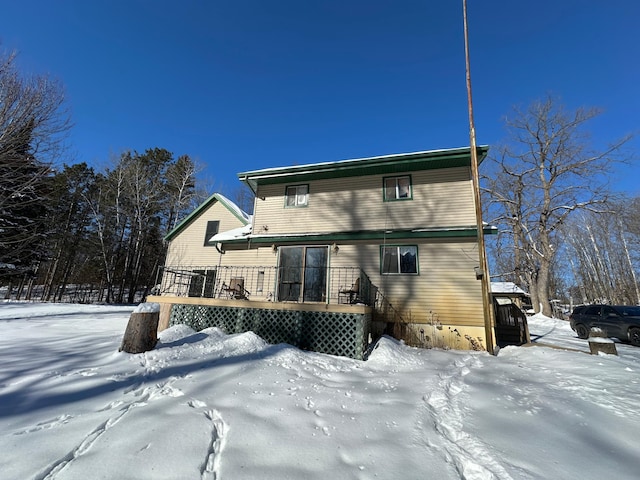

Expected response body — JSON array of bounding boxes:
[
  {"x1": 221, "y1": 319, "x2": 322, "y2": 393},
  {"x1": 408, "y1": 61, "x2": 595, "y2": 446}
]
[
  {"x1": 166, "y1": 201, "x2": 250, "y2": 266},
  {"x1": 252, "y1": 167, "x2": 476, "y2": 235}
]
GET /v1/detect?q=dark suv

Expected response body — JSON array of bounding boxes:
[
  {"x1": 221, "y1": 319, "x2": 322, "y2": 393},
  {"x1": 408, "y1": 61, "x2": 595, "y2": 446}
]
[{"x1": 569, "y1": 304, "x2": 640, "y2": 346}]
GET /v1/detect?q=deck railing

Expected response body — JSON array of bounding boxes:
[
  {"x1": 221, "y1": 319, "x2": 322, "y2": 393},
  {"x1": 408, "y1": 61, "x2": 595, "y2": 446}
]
[{"x1": 157, "y1": 265, "x2": 375, "y2": 306}]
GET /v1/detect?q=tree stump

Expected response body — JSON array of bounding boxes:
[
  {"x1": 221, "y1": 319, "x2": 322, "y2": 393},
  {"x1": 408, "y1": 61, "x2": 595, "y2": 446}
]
[
  {"x1": 588, "y1": 327, "x2": 618, "y2": 356},
  {"x1": 119, "y1": 311, "x2": 159, "y2": 353}
]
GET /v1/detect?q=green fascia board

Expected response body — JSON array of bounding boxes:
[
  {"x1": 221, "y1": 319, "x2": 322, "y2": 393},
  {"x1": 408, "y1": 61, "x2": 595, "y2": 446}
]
[
  {"x1": 220, "y1": 225, "x2": 497, "y2": 245},
  {"x1": 164, "y1": 193, "x2": 249, "y2": 242},
  {"x1": 238, "y1": 146, "x2": 489, "y2": 190}
]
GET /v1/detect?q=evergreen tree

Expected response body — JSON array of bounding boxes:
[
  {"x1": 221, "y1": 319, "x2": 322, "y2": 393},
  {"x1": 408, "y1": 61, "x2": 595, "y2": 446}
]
[
  {"x1": 0, "y1": 120, "x2": 53, "y2": 279},
  {"x1": 38, "y1": 163, "x2": 97, "y2": 301}
]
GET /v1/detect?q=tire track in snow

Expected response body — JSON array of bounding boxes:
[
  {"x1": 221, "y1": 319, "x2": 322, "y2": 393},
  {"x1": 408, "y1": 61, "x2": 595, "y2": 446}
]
[{"x1": 422, "y1": 355, "x2": 514, "y2": 480}]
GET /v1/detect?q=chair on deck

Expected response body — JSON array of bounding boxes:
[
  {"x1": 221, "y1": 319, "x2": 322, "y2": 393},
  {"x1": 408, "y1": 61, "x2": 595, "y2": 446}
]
[
  {"x1": 219, "y1": 277, "x2": 250, "y2": 299},
  {"x1": 339, "y1": 277, "x2": 360, "y2": 304}
]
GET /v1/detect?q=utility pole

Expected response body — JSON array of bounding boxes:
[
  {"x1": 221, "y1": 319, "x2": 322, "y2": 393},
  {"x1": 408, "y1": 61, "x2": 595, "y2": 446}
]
[{"x1": 463, "y1": 0, "x2": 495, "y2": 354}]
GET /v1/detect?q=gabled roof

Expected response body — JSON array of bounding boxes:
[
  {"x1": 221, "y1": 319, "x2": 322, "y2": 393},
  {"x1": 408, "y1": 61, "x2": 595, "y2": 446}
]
[
  {"x1": 238, "y1": 146, "x2": 489, "y2": 192},
  {"x1": 164, "y1": 193, "x2": 251, "y2": 242}
]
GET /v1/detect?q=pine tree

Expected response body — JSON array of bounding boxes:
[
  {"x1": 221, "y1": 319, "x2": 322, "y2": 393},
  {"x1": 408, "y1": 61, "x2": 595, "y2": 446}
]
[{"x1": 0, "y1": 120, "x2": 53, "y2": 279}]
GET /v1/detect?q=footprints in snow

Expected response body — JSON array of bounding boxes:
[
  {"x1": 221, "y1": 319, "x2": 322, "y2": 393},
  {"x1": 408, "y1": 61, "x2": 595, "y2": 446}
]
[
  {"x1": 32, "y1": 375, "x2": 189, "y2": 480},
  {"x1": 21, "y1": 347, "x2": 227, "y2": 480},
  {"x1": 423, "y1": 355, "x2": 513, "y2": 480},
  {"x1": 187, "y1": 399, "x2": 227, "y2": 480},
  {"x1": 33, "y1": 404, "x2": 133, "y2": 480},
  {"x1": 202, "y1": 408, "x2": 227, "y2": 480},
  {"x1": 13, "y1": 414, "x2": 74, "y2": 435}
]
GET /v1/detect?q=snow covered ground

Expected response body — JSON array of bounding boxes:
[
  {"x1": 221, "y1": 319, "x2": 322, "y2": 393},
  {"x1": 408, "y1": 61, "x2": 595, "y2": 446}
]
[{"x1": 1, "y1": 303, "x2": 639, "y2": 480}]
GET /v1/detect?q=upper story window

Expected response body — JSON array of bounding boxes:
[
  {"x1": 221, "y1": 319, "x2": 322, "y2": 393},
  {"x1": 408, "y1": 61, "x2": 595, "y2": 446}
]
[
  {"x1": 383, "y1": 175, "x2": 412, "y2": 201},
  {"x1": 381, "y1": 245, "x2": 418, "y2": 274},
  {"x1": 285, "y1": 184, "x2": 309, "y2": 207},
  {"x1": 204, "y1": 220, "x2": 219, "y2": 246}
]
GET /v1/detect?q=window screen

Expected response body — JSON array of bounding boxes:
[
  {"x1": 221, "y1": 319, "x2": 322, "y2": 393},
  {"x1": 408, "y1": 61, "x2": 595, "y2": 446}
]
[
  {"x1": 383, "y1": 176, "x2": 412, "y2": 201},
  {"x1": 381, "y1": 245, "x2": 418, "y2": 274},
  {"x1": 285, "y1": 185, "x2": 309, "y2": 207}
]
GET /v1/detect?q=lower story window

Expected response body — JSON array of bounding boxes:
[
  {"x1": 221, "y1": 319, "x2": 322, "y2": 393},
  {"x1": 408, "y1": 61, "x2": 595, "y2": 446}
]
[{"x1": 381, "y1": 245, "x2": 418, "y2": 274}]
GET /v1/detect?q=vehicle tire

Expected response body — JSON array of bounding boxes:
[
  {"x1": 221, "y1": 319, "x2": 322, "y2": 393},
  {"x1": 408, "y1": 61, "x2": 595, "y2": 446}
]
[
  {"x1": 629, "y1": 328, "x2": 640, "y2": 347},
  {"x1": 575, "y1": 324, "x2": 589, "y2": 339}
]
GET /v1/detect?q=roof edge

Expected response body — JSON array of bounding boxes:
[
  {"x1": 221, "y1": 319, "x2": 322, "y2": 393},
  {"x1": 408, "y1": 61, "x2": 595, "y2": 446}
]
[
  {"x1": 164, "y1": 193, "x2": 250, "y2": 242},
  {"x1": 238, "y1": 146, "x2": 489, "y2": 189}
]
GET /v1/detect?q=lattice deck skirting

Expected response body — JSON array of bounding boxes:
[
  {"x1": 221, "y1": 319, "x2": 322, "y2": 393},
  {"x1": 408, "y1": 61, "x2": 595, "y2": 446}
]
[{"x1": 169, "y1": 303, "x2": 371, "y2": 359}]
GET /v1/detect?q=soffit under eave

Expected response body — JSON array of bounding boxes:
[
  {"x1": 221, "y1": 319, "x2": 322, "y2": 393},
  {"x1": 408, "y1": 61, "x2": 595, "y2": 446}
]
[{"x1": 216, "y1": 226, "x2": 496, "y2": 245}]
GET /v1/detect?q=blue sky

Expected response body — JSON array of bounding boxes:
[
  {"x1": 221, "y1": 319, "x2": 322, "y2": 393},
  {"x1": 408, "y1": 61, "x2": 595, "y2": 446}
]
[{"x1": 1, "y1": 0, "x2": 638, "y2": 196}]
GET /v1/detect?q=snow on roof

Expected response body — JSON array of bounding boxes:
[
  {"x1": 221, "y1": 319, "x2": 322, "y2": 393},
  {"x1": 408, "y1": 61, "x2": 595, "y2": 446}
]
[
  {"x1": 209, "y1": 223, "x2": 252, "y2": 242},
  {"x1": 214, "y1": 193, "x2": 251, "y2": 222},
  {"x1": 491, "y1": 282, "x2": 528, "y2": 295},
  {"x1": 237, "y1": 145, "x2": 490, "y2": 177},
  {"x1": 165, "y1": 193, "x2": 251, "y2": 242}
]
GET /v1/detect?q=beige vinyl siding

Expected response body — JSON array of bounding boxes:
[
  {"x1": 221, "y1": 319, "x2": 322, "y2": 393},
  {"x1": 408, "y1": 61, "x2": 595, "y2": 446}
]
[
  {"x1": 217, "y1": 247, "x2": 276, "y2": 269},
  {"x1": 253, "y1": 167, "x2": 476, "y2": 235},
  {"x1": 329, "y1": 239, "x2": 484, "y2": 327},
  {"x1": 165, "y1": 201, "x2": 249, "y2": 266},
  {"x1": 215, "y1": 247, "x2": 279, "y2": 301}
]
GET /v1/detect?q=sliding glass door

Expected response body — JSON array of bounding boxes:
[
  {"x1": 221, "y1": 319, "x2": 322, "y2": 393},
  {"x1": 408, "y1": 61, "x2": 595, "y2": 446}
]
[
  {"x1": 277, "y1": 246, "x2": 328, "y2": 302},
  {"x1": 303, "y1": 247, "x2": 328, "y2": 302}
]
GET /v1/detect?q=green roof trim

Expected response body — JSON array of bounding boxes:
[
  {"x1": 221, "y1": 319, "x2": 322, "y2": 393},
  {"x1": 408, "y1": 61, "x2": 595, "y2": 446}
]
[
  {"x1": 164, "y1": 193, "x2": 250, "y2": 242},
  {"x1": 219, "y1": 225, "x2": 497, "y2": 245},
  {"x1": 238, "y1": 146, "x2": 489, "y2": 191}
]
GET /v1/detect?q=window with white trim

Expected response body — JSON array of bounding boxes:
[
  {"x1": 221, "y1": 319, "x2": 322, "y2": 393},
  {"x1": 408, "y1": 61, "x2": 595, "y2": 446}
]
[
  {"x1": 381, "y1": 245, "x2": 418, "y2": 274},
  {"x1": 285, "y1": 185, "x2": 309, "y2": 207},
  {"x1": 383, "y1": 175, "x2": 412, "y2": 201}
]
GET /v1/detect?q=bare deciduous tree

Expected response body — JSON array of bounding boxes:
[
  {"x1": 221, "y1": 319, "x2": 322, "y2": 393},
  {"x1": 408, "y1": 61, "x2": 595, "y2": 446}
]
[
  {"x1": 564, "y1": 201, "x2": 640, "y2": 306},
  {"x1": 0, "y1": 48, "x2": 71, "y2": 278},
  {"x1": 0, "y1": 49, "x2": 70, "y2": 205},
  {"x1": 231, "y1": 183, "x2": 256, "y2": 215},
  {"x1": 484, "y1": 95, "x2": 633, "y2": 316},
  {"x1": 165, "y1": 154, "x2": 199, "y2": 230}
]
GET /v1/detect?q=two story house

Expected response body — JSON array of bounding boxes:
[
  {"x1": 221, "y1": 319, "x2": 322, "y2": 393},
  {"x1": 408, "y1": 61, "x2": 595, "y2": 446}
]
[{"x1": 152, "y1": 146, "x2": 497, "y2": 356}]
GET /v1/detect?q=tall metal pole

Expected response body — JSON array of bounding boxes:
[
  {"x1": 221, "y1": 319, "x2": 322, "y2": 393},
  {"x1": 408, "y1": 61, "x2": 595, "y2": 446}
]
[{"x1": 463, "y1": 0, "x2": 495, "y2": 354}]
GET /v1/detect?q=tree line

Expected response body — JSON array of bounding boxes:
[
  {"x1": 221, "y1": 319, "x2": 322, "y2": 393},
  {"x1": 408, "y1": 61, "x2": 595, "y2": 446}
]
[
  {"x1": 1, "y1": 49, "x2": 202, "y2": 302},
  {"x1": 2, "y1": 150, "x2": 200, "y2": 303},
  {"x1": 1, "y1": 48, "x2": 638, "y2": 311}
]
